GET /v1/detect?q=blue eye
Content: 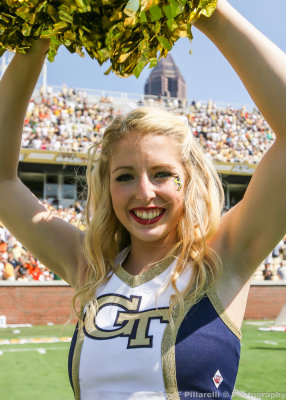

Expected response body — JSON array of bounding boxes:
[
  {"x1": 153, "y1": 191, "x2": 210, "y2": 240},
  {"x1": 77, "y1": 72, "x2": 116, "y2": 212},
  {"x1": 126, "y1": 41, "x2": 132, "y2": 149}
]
[
  {"x1": 155, "y1": 171, "x2": 173, "y2": 179},
  {"x1": 115, "y1": 174, "x2": 133, "y2": 182}
]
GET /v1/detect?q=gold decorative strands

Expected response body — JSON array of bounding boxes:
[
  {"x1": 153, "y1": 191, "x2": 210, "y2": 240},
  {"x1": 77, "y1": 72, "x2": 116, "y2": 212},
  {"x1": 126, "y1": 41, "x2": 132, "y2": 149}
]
[{"x1": 0, "y1": 0, "x2": 218, "y2": 77}]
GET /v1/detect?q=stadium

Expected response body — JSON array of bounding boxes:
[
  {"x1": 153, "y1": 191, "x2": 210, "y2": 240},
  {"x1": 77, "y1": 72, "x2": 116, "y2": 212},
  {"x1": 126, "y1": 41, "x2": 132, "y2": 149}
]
[{"x1": 1, "y1": 2, "x2": 286, "y2": 399}]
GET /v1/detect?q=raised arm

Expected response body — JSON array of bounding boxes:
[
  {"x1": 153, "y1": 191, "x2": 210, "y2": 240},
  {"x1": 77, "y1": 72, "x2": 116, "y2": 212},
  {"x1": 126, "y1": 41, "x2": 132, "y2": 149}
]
[
  {"x1": 195, "y1": 0, "x2": 286, "y2": 137},
  {"x1": 0, "y1": 41, "x2": 86, "y2": 287},
  {"x1": 196, "y1": 1, "x2": 286, "y2": 280},
  {"x1": 0, "y1": 40, "x2": 50, "y2": 180}
]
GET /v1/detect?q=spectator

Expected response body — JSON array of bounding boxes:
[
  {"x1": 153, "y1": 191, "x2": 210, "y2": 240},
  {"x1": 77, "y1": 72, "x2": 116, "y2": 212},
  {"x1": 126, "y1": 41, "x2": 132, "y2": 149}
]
[
  {"x1": 263, "y1": 263, "x2": 273, "y2": 281},
  {"x1": 0, "y1": 239, "x2": 8, "y2": 254},
  {"x1": 2, "y1": 253, "x2": 16, "y2": 280},
  {"x1": 264, "y1": 252, "x2": 272, "y2": 266},
  {"x1": 0, "y1": 256, "x2": 4, "y2": 279},
  {"x1": 277, "y1": 261, "x2": 286, "y2": 281},
  {"x1": 11, "y1": 242, "x2": 24, "y2": 259},
  {"x1": 0, "y1": 202, "x2": 87, "y2": 281},
  {"x1": 272, "y1": 241, "x2": 283, "y2": 258},
  {"x1": 7, "y1": 252, "x2": 20, "y2": 271},
  {"x1": 25, "y1": 255, "x2": 42, "y2": 280},
  {"x1": 282, "y1": 236, "x2": 286, "y2": 260},
  {"x1": 0, "y1": 222, "x2": 9, "y2": 242},
  {"x1": 0, "y1": 203, "x2": 284, "y2": 282},
  {"x1": 0, "y1": 87, "x2": 283, "y2": 283},
  {"x1": 18, "y1": 85, "x2": 276, "y2": 164},
  {"x1": 39, "y1": 265, "x2": 54, "y2": 281},
  {"x1": 16, "y1": 265, "x2": 29, "y2": 281}
]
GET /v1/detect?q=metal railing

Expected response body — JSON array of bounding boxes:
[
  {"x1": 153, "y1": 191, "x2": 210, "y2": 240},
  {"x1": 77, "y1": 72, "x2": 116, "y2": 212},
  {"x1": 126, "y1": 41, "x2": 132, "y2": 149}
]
[{"x1": 32, "y1": 84, "x2": 255, "y2": 112}]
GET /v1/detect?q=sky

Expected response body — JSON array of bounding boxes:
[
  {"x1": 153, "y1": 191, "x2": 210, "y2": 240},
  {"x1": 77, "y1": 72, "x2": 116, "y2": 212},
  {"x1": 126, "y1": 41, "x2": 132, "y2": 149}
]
[{"x1": 28, "y1": 0, "x2": 286, "y2": 107}]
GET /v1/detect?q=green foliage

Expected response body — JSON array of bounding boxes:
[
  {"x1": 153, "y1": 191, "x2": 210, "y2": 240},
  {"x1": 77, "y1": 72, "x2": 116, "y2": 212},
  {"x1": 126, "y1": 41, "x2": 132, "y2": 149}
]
[{"x1": 0, "y1": 0, "x2": 217, "y2": 77}]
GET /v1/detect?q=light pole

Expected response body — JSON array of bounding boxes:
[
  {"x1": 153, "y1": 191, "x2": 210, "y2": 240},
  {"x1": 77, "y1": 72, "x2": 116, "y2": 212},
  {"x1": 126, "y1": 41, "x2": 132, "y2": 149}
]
[
  {"x1": 42, "y1": 58, "x2": 48, "y2": 97},
  {"x1": 1, "y1": 51, "x2": 14, "y2": 78},
  {"x1": 1, "y1": 53, "x2": 7, "y2": 78}
]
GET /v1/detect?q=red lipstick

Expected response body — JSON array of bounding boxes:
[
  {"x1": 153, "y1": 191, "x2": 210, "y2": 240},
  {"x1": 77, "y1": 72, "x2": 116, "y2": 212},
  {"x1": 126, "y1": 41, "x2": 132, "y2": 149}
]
[{"x1": 129, "y1": 207, "x2": 166, "y2": 226}]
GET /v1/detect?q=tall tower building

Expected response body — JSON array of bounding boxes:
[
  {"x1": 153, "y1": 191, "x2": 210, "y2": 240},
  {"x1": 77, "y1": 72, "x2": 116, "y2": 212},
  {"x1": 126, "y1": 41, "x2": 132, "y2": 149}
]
[{"x1": 144, "y1": 53, "x2": 186, "y2": 99}]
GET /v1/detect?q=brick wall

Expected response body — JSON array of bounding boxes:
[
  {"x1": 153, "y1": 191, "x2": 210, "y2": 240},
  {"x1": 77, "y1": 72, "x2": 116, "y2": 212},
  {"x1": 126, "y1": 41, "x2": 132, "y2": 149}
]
[
  {"x1": 0, "y1": 282, "x2": 76, "y2": 325},
  {"x1": 1, "y1": 282, "x2": 285, "y2": 325},
  {"x1": 244, "y1": 283, "x2": 286, "y2": 320}
]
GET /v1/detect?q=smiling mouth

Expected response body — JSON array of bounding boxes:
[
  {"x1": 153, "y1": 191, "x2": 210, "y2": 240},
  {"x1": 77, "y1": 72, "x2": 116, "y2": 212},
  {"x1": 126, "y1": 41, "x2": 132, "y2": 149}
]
[{"x1": 129, "y1": 208, "x2": 166, "y2": 225}]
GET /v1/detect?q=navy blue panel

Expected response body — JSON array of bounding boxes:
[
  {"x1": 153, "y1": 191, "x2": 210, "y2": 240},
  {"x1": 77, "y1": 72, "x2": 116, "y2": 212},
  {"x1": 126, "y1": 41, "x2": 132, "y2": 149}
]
[
  {"x1": 68, "y1": 322, "x2": 79, "y2": 394},
  {"x1": 175, "y1": 296, "x2": 241, "y2": 400}
]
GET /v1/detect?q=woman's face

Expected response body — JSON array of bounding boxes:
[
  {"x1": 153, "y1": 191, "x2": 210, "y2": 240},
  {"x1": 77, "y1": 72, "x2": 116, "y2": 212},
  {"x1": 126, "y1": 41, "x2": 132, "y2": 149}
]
[{"x1": 109, "y1": 133, "x2": 185, "y2": 247}]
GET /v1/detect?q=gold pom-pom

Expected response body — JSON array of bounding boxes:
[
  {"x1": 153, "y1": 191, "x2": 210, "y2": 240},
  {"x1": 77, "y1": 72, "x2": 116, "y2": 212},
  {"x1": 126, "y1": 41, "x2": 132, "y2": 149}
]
[{"x1": 0, "y1": 0, "x2": 217, "y2": 77}]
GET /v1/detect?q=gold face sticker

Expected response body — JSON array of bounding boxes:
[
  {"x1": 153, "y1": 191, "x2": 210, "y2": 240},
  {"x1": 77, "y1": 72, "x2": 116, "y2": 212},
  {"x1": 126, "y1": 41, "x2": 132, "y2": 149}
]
[{"x1": 174, "y1": 176, "x2": 182, "y2": 191}]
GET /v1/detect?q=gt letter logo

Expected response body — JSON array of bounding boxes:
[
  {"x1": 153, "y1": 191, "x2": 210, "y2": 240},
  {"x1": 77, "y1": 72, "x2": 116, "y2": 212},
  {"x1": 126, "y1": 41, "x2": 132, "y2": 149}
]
[{"x1": 83, "y1": 294, "x2": 169, "y2": 349}]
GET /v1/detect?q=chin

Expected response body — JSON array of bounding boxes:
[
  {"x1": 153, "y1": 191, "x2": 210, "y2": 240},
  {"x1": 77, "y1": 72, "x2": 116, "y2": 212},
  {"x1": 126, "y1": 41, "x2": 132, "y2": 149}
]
[{"x1": 130, "y1": 227, "x2": 174, "y2": 245}]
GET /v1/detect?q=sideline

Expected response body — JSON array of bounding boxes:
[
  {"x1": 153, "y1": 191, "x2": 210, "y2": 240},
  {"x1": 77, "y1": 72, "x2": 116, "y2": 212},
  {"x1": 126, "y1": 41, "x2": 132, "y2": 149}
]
[
  {"x1": 0, "y1": 346, "x2": 68, "y2": 355},
  {"x1": 234, "y1": 390, "x2": 286, "y2": 400},
  {"x1": 234, "y1": 390, "x2": 260, "y2": 400},
  {"x1": 0, "y1": 337, "x2": 71, "y2": 345}
]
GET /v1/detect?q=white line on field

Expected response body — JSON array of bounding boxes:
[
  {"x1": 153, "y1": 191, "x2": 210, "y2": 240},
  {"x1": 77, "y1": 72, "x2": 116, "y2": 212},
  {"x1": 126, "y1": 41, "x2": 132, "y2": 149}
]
[
  {"x1": 263, "y1": 340, "x2": 278, "y2": 345},
  {"x1": 245, "y1": 321, "x2": 274, "y2": 326},
  {"x1": 0, "y1": 347, "x2": 68, "y2": 354},
  {"x1": 234, "y1": 390, "x2": 259, "y2": 400}
]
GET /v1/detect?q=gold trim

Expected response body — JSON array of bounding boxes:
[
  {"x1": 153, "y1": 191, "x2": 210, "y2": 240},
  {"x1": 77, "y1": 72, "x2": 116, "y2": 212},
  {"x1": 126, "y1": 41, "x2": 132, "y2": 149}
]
[
  {"x1": 114, "y1": 255, "x2": 176, "y2": 288},
  {"x1": 161, "y1": 296, "x2": 196, "y2": 400},
  {"x1": 72, "y1": 321, "x2": 85, "y2": 400},
  {"x1": 207, "y1": 286, "x2": 242, "y2": 341}
]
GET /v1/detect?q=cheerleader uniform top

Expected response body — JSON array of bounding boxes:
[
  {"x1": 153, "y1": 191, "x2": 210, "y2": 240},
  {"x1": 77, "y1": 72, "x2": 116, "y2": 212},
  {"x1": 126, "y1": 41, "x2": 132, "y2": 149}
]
[{"x1": 69, "y1": 247, "x2": 242, "y2": 400}]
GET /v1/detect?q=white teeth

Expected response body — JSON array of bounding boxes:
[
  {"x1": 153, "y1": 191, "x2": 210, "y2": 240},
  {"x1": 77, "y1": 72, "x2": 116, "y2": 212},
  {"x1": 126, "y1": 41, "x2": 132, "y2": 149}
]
[{"x1": 133, "y1": 209, "x2": 163, "y2": 220}]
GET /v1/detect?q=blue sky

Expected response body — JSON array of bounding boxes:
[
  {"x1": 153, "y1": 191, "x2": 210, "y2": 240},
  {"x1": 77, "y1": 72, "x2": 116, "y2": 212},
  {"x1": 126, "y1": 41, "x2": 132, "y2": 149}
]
[{"x1": 41, "y1": 0, "x2": 286, "y2": 107}]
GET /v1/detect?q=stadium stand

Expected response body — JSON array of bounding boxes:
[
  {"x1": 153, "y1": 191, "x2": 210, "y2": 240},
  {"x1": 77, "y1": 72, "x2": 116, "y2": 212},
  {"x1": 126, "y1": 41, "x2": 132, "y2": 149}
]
[
  {"x1": 23, "y1": 86, "x2": 275, "y2": 164},
  {"x1": 0, "y1": 85, "x2": 284, "y2": 282}
]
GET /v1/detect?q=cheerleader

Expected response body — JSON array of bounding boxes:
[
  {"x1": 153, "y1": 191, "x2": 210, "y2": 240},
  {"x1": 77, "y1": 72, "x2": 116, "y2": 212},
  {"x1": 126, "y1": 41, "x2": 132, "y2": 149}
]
[{"x1": 0, "y1": 1, "x2": 285, "y2": 398}]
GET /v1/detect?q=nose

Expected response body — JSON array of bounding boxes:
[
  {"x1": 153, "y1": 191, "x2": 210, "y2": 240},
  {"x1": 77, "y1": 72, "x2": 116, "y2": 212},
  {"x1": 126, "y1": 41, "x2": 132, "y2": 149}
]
[{"x1": 135, "y1": 174, "x2": 156, "y2": 201}]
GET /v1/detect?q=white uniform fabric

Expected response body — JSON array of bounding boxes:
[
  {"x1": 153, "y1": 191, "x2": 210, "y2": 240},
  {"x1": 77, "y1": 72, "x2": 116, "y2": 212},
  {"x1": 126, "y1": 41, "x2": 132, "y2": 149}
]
[
  {"x1": 78, "y1": 248, "x2": 190, "y2": 400},
  {"x1": 69, "y1": 248, "x2": 242, "y2": 400}
]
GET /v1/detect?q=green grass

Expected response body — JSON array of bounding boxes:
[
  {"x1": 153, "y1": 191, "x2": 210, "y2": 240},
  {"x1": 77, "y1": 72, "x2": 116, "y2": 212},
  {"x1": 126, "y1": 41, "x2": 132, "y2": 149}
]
[
  {"x1": 0, "y1": 325, "x2": 74, "y2": 400},
  {"x1": 233, "y1": 321, "x2": 286, "y2": 398},
  {"x1": 0, "y1": 322, "x2": 285, "y2": 399}
]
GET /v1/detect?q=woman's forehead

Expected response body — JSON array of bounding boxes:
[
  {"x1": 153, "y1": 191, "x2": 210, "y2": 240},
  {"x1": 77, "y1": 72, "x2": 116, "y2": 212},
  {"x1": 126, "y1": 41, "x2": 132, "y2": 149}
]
[
  {"x1": 109, "y1": 133, "x2": 181, "y2": 170},
  {"x1": 113, "y1": 132, "x2": 179, "y2": 153}
]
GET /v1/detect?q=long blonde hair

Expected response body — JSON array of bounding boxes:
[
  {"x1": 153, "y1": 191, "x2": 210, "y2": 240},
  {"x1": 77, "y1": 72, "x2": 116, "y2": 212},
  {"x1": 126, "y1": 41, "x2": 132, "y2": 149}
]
[{"x1": 72, "y1": 107, "x2": 224, "y2": 327}]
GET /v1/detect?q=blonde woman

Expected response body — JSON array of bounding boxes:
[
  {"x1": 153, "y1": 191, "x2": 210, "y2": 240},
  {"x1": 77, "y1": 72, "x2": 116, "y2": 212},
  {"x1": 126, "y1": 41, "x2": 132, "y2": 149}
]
[{"x1": 0, "y1": 1, "x2": 286, "y2": 399}]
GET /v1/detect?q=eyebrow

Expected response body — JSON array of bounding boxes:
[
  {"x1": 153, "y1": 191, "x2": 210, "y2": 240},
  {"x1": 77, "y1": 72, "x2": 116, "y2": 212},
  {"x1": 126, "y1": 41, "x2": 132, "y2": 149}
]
[
  {"x1": 112, "y1": 164, "x2": 176, "y2": 174},
  {"x1": 112, "y1": 166, "x2": 133, "y2": 174}
]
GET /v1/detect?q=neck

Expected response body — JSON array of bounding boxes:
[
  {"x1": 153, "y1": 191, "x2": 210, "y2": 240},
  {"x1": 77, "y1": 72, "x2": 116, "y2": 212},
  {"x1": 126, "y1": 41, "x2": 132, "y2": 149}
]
[{"x1": 123, "y1": 237, "x2": 178, "y2": 275}]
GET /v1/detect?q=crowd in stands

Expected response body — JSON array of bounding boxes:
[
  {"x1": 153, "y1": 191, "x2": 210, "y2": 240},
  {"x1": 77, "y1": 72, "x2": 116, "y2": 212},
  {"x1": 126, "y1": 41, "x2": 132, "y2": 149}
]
[
  {"x1": 187, "y1": 99, "x2": 274, "y2": 164},
  {"x1": 1, "y1": 202, "x2": 286, "y2": 282},
  {"x1": 259, "y1": 240, "x2": 286, "y2": 281},
  {"x1": 1, "y1": 86, "x2": 284, "y2": 282},
  {"x1": 22, "y1": 85, "x2": 275, "y2": 165},
  {"x1": 0, "y1": 201, "x2": 84, "y2": 282},
  {"x1": 23, "y1": 85, "x2": 119, "y2": 153}
]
